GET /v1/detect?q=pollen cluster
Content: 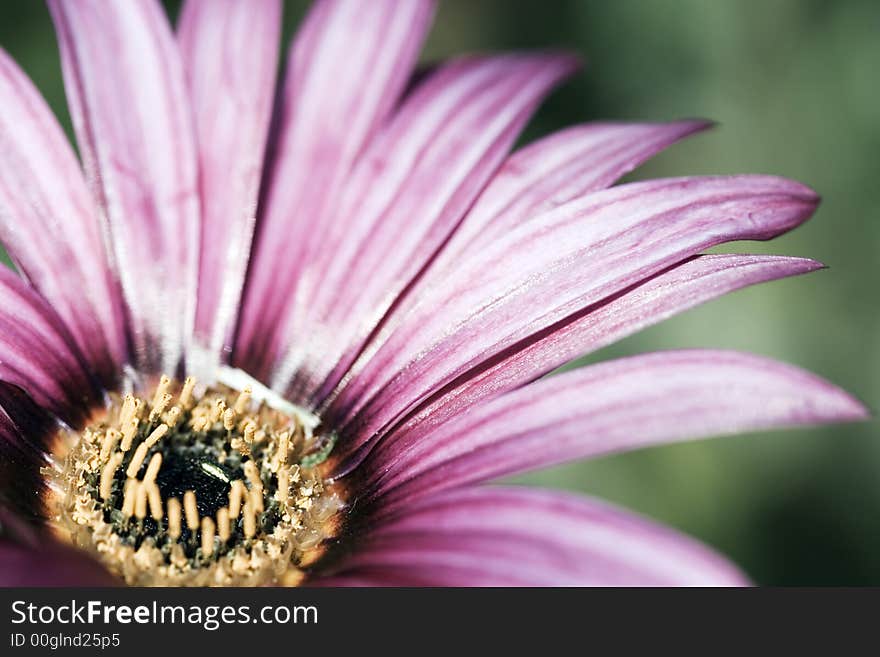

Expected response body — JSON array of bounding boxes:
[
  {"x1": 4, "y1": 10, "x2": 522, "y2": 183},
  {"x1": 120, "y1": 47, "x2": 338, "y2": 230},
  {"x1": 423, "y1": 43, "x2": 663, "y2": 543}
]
[{"x1": 48, "y1": 375, "x2": 343, "y2": 586}]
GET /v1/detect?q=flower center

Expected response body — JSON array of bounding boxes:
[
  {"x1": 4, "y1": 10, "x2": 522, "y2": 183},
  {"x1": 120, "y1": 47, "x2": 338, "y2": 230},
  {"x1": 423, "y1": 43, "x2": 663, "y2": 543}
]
[{"x1": 48, "y1": 375, "x2": 343, "y2": 586}]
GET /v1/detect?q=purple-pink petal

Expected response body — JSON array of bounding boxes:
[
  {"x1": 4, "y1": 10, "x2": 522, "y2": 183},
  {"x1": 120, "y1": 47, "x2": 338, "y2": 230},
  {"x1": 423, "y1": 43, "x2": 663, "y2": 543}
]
[
  {"x1": 348, "y1": 122, "x2": 712, "y2": 377},
  {"x1": 0, "y1": 508, "x2": 117, "y2": 586},
  {"x1": 235, "y1": 0, "x2": 436, "y2": 380},
  {"x1": 49, "y1": 0, "x2": 200, "y2": 374},
  {"x1": 0, "y1": 267, "x2": 100, "y2": 425},
  {"x1": 178, "y1": 0, "x2": 282, "y2": 372},
  {"x1": 316, "y1": 121, "x2": 710, "y2": 427},
  {"x1": 0, "y1": 49, "x2": 125, "y2": 386},
  {"x1": 0, "y1": 383, "x2": 55, "y2": 521},
  {"x1": 359, "y1": 350, "x2": 867, "y2": 508},
  {"x1": 350, "y1": 254, "x2": 824, "y2": 468},
  {"x1": 436, "y1": 120, "x2": 713, "y2": 262},
  {"x1": 0, "y1": 541, "x2": 117, "y2": 586},
  {"x1": 270, "y1": 54, "x2": 580, "y2": 404},
  {"x1": 0, "y1": 381, "x2": 54, "y2": 453},
  {"x1": 328, "y1": 487, "x2": 748, "y2": 586},
  {"x1": 329, "y1": 175, "x2": 819, "y2": 457},
  {"x1": 308, "y1": 573, "x2": 426, "y2": 587}
]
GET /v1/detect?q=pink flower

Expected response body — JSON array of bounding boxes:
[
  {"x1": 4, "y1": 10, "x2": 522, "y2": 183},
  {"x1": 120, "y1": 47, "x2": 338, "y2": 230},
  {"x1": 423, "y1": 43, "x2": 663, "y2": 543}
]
[{"x1": 0, "y1": 0, "x2": 867, "y2": 586}]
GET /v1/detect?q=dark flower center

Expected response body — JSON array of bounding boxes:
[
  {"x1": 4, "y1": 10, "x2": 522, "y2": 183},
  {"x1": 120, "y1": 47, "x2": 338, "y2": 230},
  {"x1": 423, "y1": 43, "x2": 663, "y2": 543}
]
[
  {"x1": 153, "y1": 450, "x2": 238, "y2": 518},
  {"x1": 47, "y1": 375, "x2": 343, "y2": 586}
]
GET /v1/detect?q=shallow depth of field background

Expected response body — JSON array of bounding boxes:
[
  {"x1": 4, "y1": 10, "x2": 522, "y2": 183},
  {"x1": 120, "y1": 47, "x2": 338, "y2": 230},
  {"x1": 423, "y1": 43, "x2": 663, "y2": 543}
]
[{"x1": 1, "y1": 1, "x2": 878, "y2": 584}]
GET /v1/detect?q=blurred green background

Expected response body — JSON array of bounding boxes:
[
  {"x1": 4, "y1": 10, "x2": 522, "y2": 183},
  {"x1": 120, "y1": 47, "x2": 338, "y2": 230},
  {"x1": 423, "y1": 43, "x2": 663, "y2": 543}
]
[{"x1": 1, "y1": 1, "x2": 878, "y2": 584}]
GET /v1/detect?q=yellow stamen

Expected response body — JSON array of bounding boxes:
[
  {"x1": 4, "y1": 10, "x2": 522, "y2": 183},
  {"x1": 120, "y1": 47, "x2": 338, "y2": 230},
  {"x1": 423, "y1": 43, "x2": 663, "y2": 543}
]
[
  {"x1": 223, "y1": 408, "x2": 236, "y2": 431},
  {"x1": 118, "y1": 394, "x2": 135, "y2": 429},
  {"x1": 164, "y1": 406, "x2": 182, "y2": 427},
  {"x1": 210, "y1": 398, "x2": 226, "y2": 424},
  {"x1": 243, "y1": 461, "x2": 261, "y2": 489},
  {"x1": 134, "y1": 481, "x2": 148, "y2": 520},
  {"x1": 243, "y1": 421, "x2": 256, "y2": 445},
  {"x1": 250, "y1": 487, "x2": 264, "y2": 515},
  {"x1": 121, "y1": 478, "x2": 137, "y2": 517},
  {"x1": 147, "y1": 483, "x2": 163, "y2": 521},
  {"x1": 276, "y1": 467, "x2": 289, "y2": 504},
  {"x1": 230, "y1": 437, "x2": 250, "y2": 457},
  {"x1": 228, "y1": 480, "x2": 244, "y2": 518},
  {"x1": 167, "y1": 497, "x2": 182, "y2": 539},
  {"x1": 178, "y1": 376, "x2": 196, "y2": 410},
  {"x1": 277, "y1": 430, "x2": 290, "y2": 465},
  {"x1": 149, "y1": 393, "x2": 172, "y2": 422},
  {"x1": 144, "y1": 423, "x2": 169, "y2": 449},
  {"x1": 216, "y1": 507, "x2": 230, "y2": 542},
  {"x1": 234, "y1": 386, "x2": 252, "y2": 415},
  {"x1": 183, "y1": 490, "x2": 199, "y2": 531},
  {"x1": 201, "y1": 517, "x2": 215, "y2": 556},
  {"x1": 99, "y1": 428, "x2": 120, "y2": 462},
  {"x1": 143, "y1": 452, "x2": 162, "y2": 485},
  {"x1": 243, "y1": 500, "x2": 256, "y2": 538},
  {"x1": 99, "y1": 452, "x2": 123, "y2": 501},
  {"x1": 151, "y1": 375, "x2": 171, "y2": 410},
  {"x1": 170, "y1": 544, "x2": 186, "y2": 567},
  {"x1": 126, "y1": 442, "x2": 149, "y2": 478},
  {"x1": 120, "y1": 417, "x2": 139, "y2": 452}
]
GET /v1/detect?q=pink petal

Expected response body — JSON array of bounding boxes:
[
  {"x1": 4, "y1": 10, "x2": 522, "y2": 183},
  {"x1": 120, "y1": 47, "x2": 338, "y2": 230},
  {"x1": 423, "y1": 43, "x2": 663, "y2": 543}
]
[
  {"x1": 308, "y1": 573, "x2": 422, "y2": 587},
  {"x1": 330, "y1": 487, "x2": 748, "y2": 586},
  {"x1": 178, "y1": 0, "x2": 282, "y2": 372},
  {"x1": 49, "y1": 0, "x2": 200, "y2": 374},
  {"x1": 236, "y1": 0, "x2": 436, "y2": 379},
  {"x1": 0, "y1": 49, "x2": 126, "y2": 386},
  {"x1": 357, "y1": 122, "x2": 711, "y2": 358},
  {"x1": 271, "y1": 54, "x2": 580, "y2": 403},
  {"x1": 438, "y1": 120, "x2": 713, "y2": 265},
  {"x1": 0, "y1": 541, "x2": 117, "y2": 586},
  {"x1": 0, "y1": 381, "x2": 54, "y2": 453},
  {"x1": 0, "y1": 507, "x2": 117, "y2": 586},
  {"x1": 345, "y1": 254, "x2": 824, "y2": 470},
  {"x1": 314, "y1": 120, "x2": 710, "y2": 433},
  {"x1": 0, "y1": 268, "x2": 100, "y2": 426},
  {"x1": 0, "y1": 383, "x2": 55, "y2": 521},
  {"x1": 329, "y1": 175, "x2": 819, "y2": 456},
  {"x1": 317, "y1": 121, "x2": 708, "y2": 416},
  {"x1": 358, "y1": 350, "x2": 867, "y2": 507}
]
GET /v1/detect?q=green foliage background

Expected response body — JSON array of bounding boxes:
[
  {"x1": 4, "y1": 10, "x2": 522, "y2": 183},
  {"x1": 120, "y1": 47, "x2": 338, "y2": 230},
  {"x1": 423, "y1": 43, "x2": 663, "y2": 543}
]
[{"x1": 1, "y1": 1, "x2": 878, "y2": 584}]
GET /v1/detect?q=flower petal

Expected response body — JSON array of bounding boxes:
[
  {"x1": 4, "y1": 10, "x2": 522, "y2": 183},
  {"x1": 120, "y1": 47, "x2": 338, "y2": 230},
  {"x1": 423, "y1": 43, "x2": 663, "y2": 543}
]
[
  {"x1": 308, "y1": 573, "x2": 422, "y2": 587},
  {"x1": 49, "y1": 0, "x2": 200, "y2": 374},
  {"x1": 339, "y1": 254, "x2": 824, "y2": 472},
  {"x1": 0, "y1": 507, "x2": 117, "y2": 586},
  {"x1": 0, "y1": 49, "x2": 126, "y2": 385},
  {"x1": 328, "y1": 487, "x2": 748, "y2": 586},
  {"x1": 178, "y1": 0, "x2": 282, "y2": 373},
  {"x1": 438, "y1": 120, "x2": 713, "y2": 265},
  {"x1": 0, "y1": 267, "x2": 101, "y2": 426},
  {"x1": 355, "y1": 122, "x2": 711, "y2": 360},
  {"x1": 236, "y1": 0, "x2": 435, "y2": 379},
  {"x1": 0, "y1": 381, "x2": 54, "y2": 452},
  {"x1": 358, "y1": 350, "x2": 867, "y2": 507},
  {"x1": 0, "y1": 543, "x2": 117, "y2": 586},
  {"x1": 329, "y1": 175, "x2": 819, "y2": 456},
  {"x1": 0, "y1": 383, "x2": 55, "y2": 521},
  {"x1": 270, "y1": 54, "x2": 580, "y2": 403}
]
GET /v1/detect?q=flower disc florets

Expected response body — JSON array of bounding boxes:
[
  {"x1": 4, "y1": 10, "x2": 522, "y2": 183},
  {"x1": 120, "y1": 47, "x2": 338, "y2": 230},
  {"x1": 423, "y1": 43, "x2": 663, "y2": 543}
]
[{"x1": 48, "y1": 375, "x2": 342, "y2": 586}]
